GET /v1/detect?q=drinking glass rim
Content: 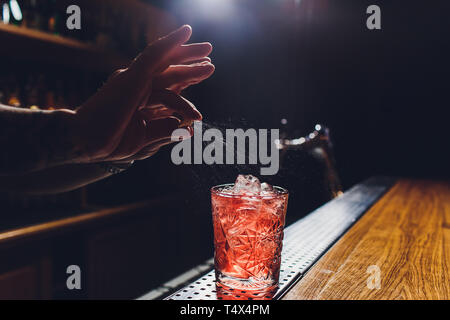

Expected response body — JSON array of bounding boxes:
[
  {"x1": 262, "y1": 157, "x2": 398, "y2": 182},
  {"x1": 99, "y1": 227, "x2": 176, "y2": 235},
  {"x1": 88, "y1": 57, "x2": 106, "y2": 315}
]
[{"x1": 211, "y1": 183, "x2": 289, "y2": 199}]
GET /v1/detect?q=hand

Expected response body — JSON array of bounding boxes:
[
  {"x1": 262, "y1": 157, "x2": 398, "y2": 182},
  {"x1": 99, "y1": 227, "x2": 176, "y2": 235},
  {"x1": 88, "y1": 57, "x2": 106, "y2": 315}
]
[{"x1": 70, "y1": 25, "x2": 214, "y2": 164}]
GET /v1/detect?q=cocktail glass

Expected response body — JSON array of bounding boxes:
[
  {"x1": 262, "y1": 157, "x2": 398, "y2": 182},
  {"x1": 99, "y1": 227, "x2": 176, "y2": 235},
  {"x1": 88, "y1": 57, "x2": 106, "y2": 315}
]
[{"x1": 211, "y1": 183, "x2": 288, "y2": 295}]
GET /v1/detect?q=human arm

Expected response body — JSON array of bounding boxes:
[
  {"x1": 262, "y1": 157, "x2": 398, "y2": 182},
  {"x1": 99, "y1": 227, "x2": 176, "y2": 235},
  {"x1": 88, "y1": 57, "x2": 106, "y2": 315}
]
[{"x1": 0, "y1": 25, "x2": 214, "y2": 189}]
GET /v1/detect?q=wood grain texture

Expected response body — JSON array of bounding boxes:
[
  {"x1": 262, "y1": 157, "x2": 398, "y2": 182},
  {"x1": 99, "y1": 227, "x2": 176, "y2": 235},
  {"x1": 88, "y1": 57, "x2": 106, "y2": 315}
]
[{"x1": 283, "y1": 179, "x2": 450, "y2": 300}]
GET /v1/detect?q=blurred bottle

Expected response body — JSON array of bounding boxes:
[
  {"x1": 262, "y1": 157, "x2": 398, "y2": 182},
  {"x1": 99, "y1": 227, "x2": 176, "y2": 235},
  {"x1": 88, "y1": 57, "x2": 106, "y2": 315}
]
[
  {"x1": 2, "y1": 1, "x2": 148, "y2": 57},
  {"x1": 54, "y1": 79, "x2": 66, "y2": 109},
  {"x1": 20, "y1": 0, "x2": 42, "y2": 30},
  {"x1": 44, "y1": 76, "x2": 56, "y2": 109},
  {"x1": 9, "y1": 0, "x2": 23, "y2": 26},
  {"x1": 34, "y1": 0, "x2": 47, "y2": 30},
  {"x1": 20, "y1": 0, "x2": 32, "y2": 27},
  {"x1": 7, "y1": 76, "x2": 22, "y2": 107},
  {"x1": 24, "y1": 74, "x2": 40, "y2": 108},
  {"x1": 0, "y1": 77, "x2": 6, "y2": 104},
  {"x1": 47, "y1": 0, "x2": 62, "y2": 35},
  {"x1": 1, "y1": 1, "x2": 11, "y2": 24},
  {"x1": 0, "y1": 70, "x2": 83, "y2": 109}
]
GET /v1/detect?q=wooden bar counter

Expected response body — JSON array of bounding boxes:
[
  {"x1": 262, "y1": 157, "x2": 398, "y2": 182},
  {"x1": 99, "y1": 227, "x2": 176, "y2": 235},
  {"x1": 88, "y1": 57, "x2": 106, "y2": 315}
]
[{"x1": 283, "y1": 179, "x2": 450, "y2": 300}]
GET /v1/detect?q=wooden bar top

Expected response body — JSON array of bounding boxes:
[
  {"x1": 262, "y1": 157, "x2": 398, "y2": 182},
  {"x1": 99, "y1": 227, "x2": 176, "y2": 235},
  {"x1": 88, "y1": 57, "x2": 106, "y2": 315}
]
[{"x1": 283, "y1": 179, "x2": 450, "y2": 300}]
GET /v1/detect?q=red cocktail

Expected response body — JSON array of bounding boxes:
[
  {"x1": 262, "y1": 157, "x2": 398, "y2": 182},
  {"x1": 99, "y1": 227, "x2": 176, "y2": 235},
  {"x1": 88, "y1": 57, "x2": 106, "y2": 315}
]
[{"x1": 211, "y1": 175, "x2": 288, "y2": 293}]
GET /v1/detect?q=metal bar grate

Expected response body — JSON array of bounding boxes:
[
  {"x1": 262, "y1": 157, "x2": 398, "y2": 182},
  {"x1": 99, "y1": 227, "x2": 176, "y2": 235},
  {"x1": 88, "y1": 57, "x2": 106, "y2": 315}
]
[{"x1": 164, "y1": 177, "x2": 395, "y2": 300}]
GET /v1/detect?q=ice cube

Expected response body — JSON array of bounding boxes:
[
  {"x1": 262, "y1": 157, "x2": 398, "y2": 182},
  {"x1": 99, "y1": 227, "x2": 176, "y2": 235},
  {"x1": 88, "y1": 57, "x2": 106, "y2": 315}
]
[
  {"x1": 233, "y1": 174, "x2": 261, "y2": 194},
  {"x1": 261, "y1": 182, "x2": 273, "y2": 192}
]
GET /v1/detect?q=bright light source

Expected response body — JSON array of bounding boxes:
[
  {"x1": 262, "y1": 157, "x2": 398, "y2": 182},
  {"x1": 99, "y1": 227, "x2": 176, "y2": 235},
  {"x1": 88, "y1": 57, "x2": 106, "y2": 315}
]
[
  {"x1": 2, "y1": 4, "x2": 10, "y2": 24},
  {"x1": 191, "y1": 0, "x2": 236, "y2": 21},
  {"x1": 315, "y1": 124, "x2": 322, "y2": 131},
  {"x1": 9, "y1": 0, "x2": 22, "y2": 21},
  {"x1": 281, "y1": 118, "x2": 288, "y2": 125}
]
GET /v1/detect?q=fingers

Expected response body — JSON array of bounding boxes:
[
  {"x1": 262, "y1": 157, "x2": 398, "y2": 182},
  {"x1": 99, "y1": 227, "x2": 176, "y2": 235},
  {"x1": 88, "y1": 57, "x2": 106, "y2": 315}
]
[
  {"x1": 107, "y1": 68, "x2": 126, "y2": 81},
  {"x1": 141, "y1": 116, "x2": 181, "y2": 142},
  {"x1": 140, "y1": 106, "x2": 175, "y2": 120},
  {"x1": 166, "y1": 42, "x2": 213, "y2": 66},
  {"x1": 147, "y1": 90, "x2": 202, "y2": 125},
  {"x1": 154, "y1": 62, "x2": 215, "y2": 92},
  {"x1": 129, "y1": 25, "x2": 193, "y2": 75},
  {"x1": 128, "y1": 125, "x2": 193, "y2": 161},
  {"x1": 109, "y1": 122, "x2": 192, "y2": 162},
  {"x1": 186, "y1": 57, "x2": 211, "y2": 64},
  {"x1": 129, "y1": 138, "x2": 174, "y2": 161}
]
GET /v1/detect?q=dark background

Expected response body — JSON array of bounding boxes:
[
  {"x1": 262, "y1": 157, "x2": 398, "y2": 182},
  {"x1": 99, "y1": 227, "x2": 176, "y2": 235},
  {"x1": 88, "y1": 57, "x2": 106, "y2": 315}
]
[
  {"x1": 160, "y1": 0, "x2": 450, "y2": 187},
  {"x1": 1, "y1": 0, "x2": 449, "y2": 299},
  {"x1": 103, "y1": 0, "x2": 450, "y2": 214}
]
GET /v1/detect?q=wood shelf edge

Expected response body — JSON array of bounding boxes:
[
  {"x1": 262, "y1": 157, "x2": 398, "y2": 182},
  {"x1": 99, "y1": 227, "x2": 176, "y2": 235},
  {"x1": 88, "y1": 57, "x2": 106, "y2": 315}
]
[
  {"x1": 0, "y1": 195, "x2": 177, "y2": 247},
  {"x1": 0, "y1": 24, "x2": 96, "y2": 52},
  {"x1": 0, "y1": 23, "x2": 130, "y2": 72}
]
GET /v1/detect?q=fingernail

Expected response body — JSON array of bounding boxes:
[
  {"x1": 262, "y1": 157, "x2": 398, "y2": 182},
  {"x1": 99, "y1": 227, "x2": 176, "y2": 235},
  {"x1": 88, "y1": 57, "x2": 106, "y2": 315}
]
[
  {"x1": 199, "y1": 62, "x2": 214, "y2": 67},
  {"x1": 205, "y1": 42, "x2": 213, "y2": 51},
  {"x1": 184, "y1": 106, "x2": 202, "y2": 121},
  {"x1": 177, "y1": 24, "x2": 192, "y2": 34},
  {"x1": 192, "y1": 62, "x2": 213, "y2": 70},
  {"x1": 194, "y1": 109, "x2": 203, "y2": 120},
  {"x1": 164, "y1": 25, "x2": 191, "y2": 42},
  {"x1": 201, "y1": 63, "x2": 215, "y2": 72}
]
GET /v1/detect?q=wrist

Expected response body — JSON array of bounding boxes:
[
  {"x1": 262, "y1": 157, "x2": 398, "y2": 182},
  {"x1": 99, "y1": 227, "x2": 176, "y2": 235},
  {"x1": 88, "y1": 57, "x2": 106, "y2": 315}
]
[{"x1": 50, "y1": 109, "x2": 85, "y2": 165}]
